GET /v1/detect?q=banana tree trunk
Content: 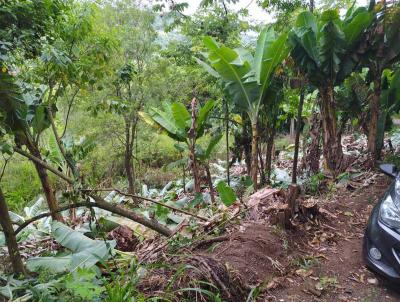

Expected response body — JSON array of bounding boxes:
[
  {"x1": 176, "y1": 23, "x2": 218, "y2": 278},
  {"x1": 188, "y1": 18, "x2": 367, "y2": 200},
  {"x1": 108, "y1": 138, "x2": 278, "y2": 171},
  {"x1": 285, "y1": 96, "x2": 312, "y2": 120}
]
[
  {"x1": 251, "y1": 123, "x2": 258, "y2": 190},
  {"x1": 303, "y1": 111, "x2": 321, "y2": 174},
  {"x1": 0, "y1": 187, "x2": 26, "y2": 275},
  {"x1": 26, "y1": 142, "x2": 64, "y2": 222},
  {"x1": 367, "y1": 80, "x2": 381, "y2": 161},
  {"x1": 319, "y1": 85, "x2": 344, "y2": 174}
]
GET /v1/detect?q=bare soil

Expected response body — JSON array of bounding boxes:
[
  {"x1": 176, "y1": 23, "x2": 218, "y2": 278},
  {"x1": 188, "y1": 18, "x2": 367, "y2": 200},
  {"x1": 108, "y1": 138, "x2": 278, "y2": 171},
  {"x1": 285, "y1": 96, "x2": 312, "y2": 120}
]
[{"x1": 204, "y1": 174, "x2": 400, "y2": 301}]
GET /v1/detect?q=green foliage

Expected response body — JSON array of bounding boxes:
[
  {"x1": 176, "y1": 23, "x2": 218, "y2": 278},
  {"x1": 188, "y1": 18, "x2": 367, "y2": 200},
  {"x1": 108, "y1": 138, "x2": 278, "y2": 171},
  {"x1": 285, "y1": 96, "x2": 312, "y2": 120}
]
[
  {"x1": 289, "y1": 7, "x2": 374, "y2": 87},
  {"x1": 143, "y1": 100, "x2": 216, "y2": 143},
  {"x1": 198, "y1": 26, "x2": 289, "y2": 124},
  {"x1": 216, "y1": 181, "x2": 237, "y2": 206},
  {"x1": 305, "y1": 172, "x2": 325, "y2": 194},
  {"x1": 1, "y1": 156, "x2": 42, "y2": 212},
  {"x1": 63, "y1": 268, "x2": 104, "y2": 301},
  {"x1": 26, "y1": 221, "x2": 116, "y2": 273}
]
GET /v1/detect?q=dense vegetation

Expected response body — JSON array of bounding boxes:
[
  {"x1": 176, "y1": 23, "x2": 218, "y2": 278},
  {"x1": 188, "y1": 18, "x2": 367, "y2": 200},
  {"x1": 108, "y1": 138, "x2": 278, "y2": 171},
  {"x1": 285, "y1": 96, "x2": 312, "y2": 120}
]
[{"x1": 0, "y1": 0, "x2": 400, "y2": 300}]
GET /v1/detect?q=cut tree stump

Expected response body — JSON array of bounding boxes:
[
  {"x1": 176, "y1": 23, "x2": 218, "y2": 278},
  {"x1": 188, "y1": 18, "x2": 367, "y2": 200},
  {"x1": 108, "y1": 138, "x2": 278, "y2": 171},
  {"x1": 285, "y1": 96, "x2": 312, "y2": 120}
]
[{"x1": 284, "y1": 184, "x2": 300, "y2": 227}]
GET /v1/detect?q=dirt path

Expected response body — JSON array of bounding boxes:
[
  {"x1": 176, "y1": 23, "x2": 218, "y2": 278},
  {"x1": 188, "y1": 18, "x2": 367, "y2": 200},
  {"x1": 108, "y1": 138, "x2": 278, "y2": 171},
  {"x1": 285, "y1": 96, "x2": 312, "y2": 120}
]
[{"x1": 207, "y1": 174, "x2": 400, "y2": 301}]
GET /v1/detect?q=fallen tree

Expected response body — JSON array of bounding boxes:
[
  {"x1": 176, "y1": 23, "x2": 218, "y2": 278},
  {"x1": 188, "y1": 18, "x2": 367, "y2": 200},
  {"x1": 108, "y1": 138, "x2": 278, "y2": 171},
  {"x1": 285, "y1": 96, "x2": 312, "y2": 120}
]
[{"x1": 14, "y1": 147, "x2": 174, "y2": 237}]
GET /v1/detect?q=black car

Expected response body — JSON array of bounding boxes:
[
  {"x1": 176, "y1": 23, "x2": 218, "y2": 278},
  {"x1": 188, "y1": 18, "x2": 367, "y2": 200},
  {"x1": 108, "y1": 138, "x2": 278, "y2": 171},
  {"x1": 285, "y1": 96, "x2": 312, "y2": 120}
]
[{"x1": 364, "y1": 164, "x2": 400, "y2": 284}]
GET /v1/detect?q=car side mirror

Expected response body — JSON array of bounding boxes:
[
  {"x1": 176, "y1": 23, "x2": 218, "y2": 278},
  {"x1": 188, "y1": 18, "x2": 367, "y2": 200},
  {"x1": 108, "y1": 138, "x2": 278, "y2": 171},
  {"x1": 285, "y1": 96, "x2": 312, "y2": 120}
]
[{"x1": 380, "y1": 164, "x2": 398, "y2": 178}]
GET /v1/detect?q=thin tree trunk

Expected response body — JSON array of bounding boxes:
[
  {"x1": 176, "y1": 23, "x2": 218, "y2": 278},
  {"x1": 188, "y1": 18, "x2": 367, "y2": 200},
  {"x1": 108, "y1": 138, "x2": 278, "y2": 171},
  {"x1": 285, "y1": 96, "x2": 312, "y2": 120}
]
[
  {"x1": 251, "y1": 123, "x2": 259, "y2": 190},
  {"x1": 189, "y1": 98, "x2": 201, "y2": 193},
  {"x1": 265, "y1": 128, "x2": 276, "y2": 184},
  {"x1": 124, "y1": 118, "x2": 135, "y2": 195},
  {"x1": 290, "y1": 118, "x2": 296, "y2": 139},
  {"x1": 319, "y1": 85, "x2": 344, "y2": 174},
  {"x1": 205, "y1": 163, "x2": 215, "y2": 204},
  {"x1": 26, "y1": 142, "x2": 64, "y2": 222},
  {"x1": 367, "y1": 80, "x2": 381, "y2": 161},
  {"x1": 259, "y1": 143, "x2": 266, "y2": 185},
  {"x1": 0, "y1": 187, "x2": 26, "y2": 274},
  {"x1": 292, "y1": 90, "x2": 305, "y2": 184}
]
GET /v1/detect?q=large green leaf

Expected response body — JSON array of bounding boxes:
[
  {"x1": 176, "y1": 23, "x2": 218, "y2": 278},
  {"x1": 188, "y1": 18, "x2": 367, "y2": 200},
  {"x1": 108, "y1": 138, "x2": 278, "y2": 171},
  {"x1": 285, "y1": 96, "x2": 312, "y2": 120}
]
[
  {"x1": 26, "y1": 222, "x2": 116, "y2": 273},
  {"x1": 343, "y1": 10, "x2": 373, "y2": 47},
  {"x1": 149, "y1": 103, "x2": 187, "y2": 142},
  {"x1": 204, "y1": 133, "x2": 223, "y2": 159},
  {"x1": 199, "y1": 28, "x2": 289, "y2": 124},
  {"x1": 200, "y1": 37, "x2": 253, "y2": 117},
  {"x1": 216, "y1": 181, "x2": 237, "y2": 206},
  {"x1": 255, "y1": 30, "x2": 289, "y2": 113},
  {"x1": 319, "y1": 10, "x2": 346, "y2": 82},
  {"x1": 171, "y1": 102, "x2": 191, "y2": 131},
  {"x1": 196, "y1": 99, "x2": 216, "y2": 137}
]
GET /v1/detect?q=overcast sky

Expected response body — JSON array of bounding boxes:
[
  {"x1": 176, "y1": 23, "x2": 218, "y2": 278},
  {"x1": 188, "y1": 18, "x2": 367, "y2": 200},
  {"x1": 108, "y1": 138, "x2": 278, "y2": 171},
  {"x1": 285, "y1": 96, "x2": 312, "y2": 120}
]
[{"x1": 184, "y1": 0, "x2": 273, "y2": 23}]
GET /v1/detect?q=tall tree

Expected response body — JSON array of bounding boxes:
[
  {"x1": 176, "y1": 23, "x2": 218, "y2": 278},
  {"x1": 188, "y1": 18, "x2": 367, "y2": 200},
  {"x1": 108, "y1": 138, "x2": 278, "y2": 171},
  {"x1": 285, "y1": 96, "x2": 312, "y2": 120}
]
[
  {"x1": 197, "y1": 26, "x2": 289, "y2": 189},
  {"x1": 357, "y1": 3, "x2": 400, "y2": 160},
  {"x1": 102, "y1": 1, "x2": 157, "y2": 195},
  {"x1": 289, "y1": 7, "x2": 374, "y2": 174}
]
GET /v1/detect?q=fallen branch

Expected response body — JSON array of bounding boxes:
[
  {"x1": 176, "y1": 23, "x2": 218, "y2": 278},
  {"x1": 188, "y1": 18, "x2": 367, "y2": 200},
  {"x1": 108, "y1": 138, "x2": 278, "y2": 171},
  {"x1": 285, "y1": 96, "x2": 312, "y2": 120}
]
[
  {"x1": 83, "y1": 188, "x2": 209, "y2": 222},
  {"x1": 14, "y1": 149, "x2": 173, "y2": 236},
  {"x1": 15, "y1": 197, "x2": 173, "y2": 237},
  {"x1": 193, "y1": 235, "x2": 230, "y2": 249}
]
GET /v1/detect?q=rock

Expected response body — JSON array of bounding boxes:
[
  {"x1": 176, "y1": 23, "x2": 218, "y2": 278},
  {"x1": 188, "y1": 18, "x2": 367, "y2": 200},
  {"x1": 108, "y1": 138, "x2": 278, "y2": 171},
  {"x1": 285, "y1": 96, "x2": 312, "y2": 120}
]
[
  {"x1": 344, "y1": 287, "x2": 353, "y2": 294},
  {"x1": 367, "y1": 277, "x2": 378, "y2": 285}
]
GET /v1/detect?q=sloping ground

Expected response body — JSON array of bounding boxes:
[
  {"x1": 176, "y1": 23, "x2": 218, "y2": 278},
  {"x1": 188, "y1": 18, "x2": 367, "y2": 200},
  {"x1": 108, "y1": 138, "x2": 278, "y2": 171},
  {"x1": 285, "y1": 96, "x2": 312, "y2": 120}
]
[{"x1": 203, "y1": 174, "x2": 400, "y2": 301}]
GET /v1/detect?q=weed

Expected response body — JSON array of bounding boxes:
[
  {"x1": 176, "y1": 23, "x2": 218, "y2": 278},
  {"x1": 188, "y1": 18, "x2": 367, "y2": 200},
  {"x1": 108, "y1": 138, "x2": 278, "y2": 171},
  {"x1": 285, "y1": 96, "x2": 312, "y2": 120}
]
[{"x1": 304, "y1": 172, "x2": 325, "y2": 195}]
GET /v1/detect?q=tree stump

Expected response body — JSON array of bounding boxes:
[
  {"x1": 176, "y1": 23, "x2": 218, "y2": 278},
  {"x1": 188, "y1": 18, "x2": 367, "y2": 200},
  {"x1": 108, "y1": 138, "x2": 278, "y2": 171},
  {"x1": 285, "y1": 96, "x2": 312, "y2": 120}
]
[{"x1": 284, "y1": 184, "x2": 300, "y2": 228}]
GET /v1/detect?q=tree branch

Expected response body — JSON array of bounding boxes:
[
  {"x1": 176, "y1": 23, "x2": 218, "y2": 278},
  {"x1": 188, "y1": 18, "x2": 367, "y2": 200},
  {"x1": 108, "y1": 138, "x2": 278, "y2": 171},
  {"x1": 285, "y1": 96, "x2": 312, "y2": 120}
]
[
  {"x1": 14, "y1": 147, "x2": 74, "y2": 184},
  {"x1": 14, "y1": 197, "x2": 173, "y2": 237},
  {"x1": 82, "y1": 188, "x2": 209, "y2": 222},
  {"x1": 61, "y1": 88, "x2": 80, "y2": 139},
  {"x1": 13, "y1": 149, "x2": 176, "y2": 236}
]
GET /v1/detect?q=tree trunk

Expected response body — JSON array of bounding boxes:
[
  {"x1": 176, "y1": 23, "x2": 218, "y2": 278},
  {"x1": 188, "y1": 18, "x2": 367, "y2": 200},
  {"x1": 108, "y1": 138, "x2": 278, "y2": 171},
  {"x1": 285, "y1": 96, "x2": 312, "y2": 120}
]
[
  {"x1": 189, "y1": 98, "x2": 201, "y2": 193},
  {"x1": 367, "y1": 80, "x2": 381, "y2": 161},
  {"x1": 205, "y1": 163, "x2": 215, "y2": 204},
  {"x1": 290, "y1": 118, "x2": 296, "y2": 139},
  {"x1": 124, "y1": 118, "x2": 136, "y2": 195},
  {"x1": 265, "y1": 127, "x2": 276, "y2": 184},
  {"x1": 0, "y1": 187, "x2": 26, "y2": 274},
  {"x1": 319, "y1": 85, "x2": 344, "y2": 175},
  {"x1": 26, "y1": 142, "x2": 64, "y2": 222},
  {"x1": 303, "y1": 112, "x2": 321, "y2": 174},
  {"x1": 259, "y1": 143, "x2": 266, "y2": 185},
  {"x1": 292, "y1": 90, "x2": 305, "y2": 184},
  {"x1": 225, "y1": 99, "x2": 230, "y2": 185},
  {"x1": 251, "y1": 123, "x2": 258, "y2": 190}
]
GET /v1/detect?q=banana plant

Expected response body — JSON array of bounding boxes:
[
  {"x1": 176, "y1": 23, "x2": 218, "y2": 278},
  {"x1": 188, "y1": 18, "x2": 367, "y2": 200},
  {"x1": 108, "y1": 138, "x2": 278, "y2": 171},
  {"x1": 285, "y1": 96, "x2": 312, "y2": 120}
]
[
  {"x1": 288, "y1": 6, "x2": 374, "y2": 173},
  {"x1": 196, "y1": 26, "x2": 290, "y2": 189},
  {"x1": 140, "y1": 100, "x2": 216, "y2": 194},
  {"x1": 357, "y1": 3, "x2": 400, "y2": 159}
]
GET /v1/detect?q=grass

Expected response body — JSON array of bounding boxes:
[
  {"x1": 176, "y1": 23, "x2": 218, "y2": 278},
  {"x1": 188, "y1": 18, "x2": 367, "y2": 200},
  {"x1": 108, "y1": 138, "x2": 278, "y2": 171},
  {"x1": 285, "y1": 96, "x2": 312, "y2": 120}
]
[{"x1": 1, "y1": 154, "x2": 43, "y2": 212}]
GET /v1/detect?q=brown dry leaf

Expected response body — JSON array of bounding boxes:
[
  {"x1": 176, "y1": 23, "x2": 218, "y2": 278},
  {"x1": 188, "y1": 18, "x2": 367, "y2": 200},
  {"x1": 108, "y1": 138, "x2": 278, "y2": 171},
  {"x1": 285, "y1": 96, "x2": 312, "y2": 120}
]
[
  {"x1": 296, "y1": 269, "x2": 314, "y2": 278},
  {"x1": 319, "y1": 208, "x2": 338, "y2": 219},
  {"x1": 266, "y1": 277, "x2": 283, "y2": 290}
]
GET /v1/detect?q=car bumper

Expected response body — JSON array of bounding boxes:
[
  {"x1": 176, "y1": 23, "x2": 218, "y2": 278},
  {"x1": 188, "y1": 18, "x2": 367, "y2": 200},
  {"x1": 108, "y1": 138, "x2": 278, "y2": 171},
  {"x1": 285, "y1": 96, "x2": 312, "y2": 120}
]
[{"x1": 364, "y1": 198, "x2": 400, "y2": 284}]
